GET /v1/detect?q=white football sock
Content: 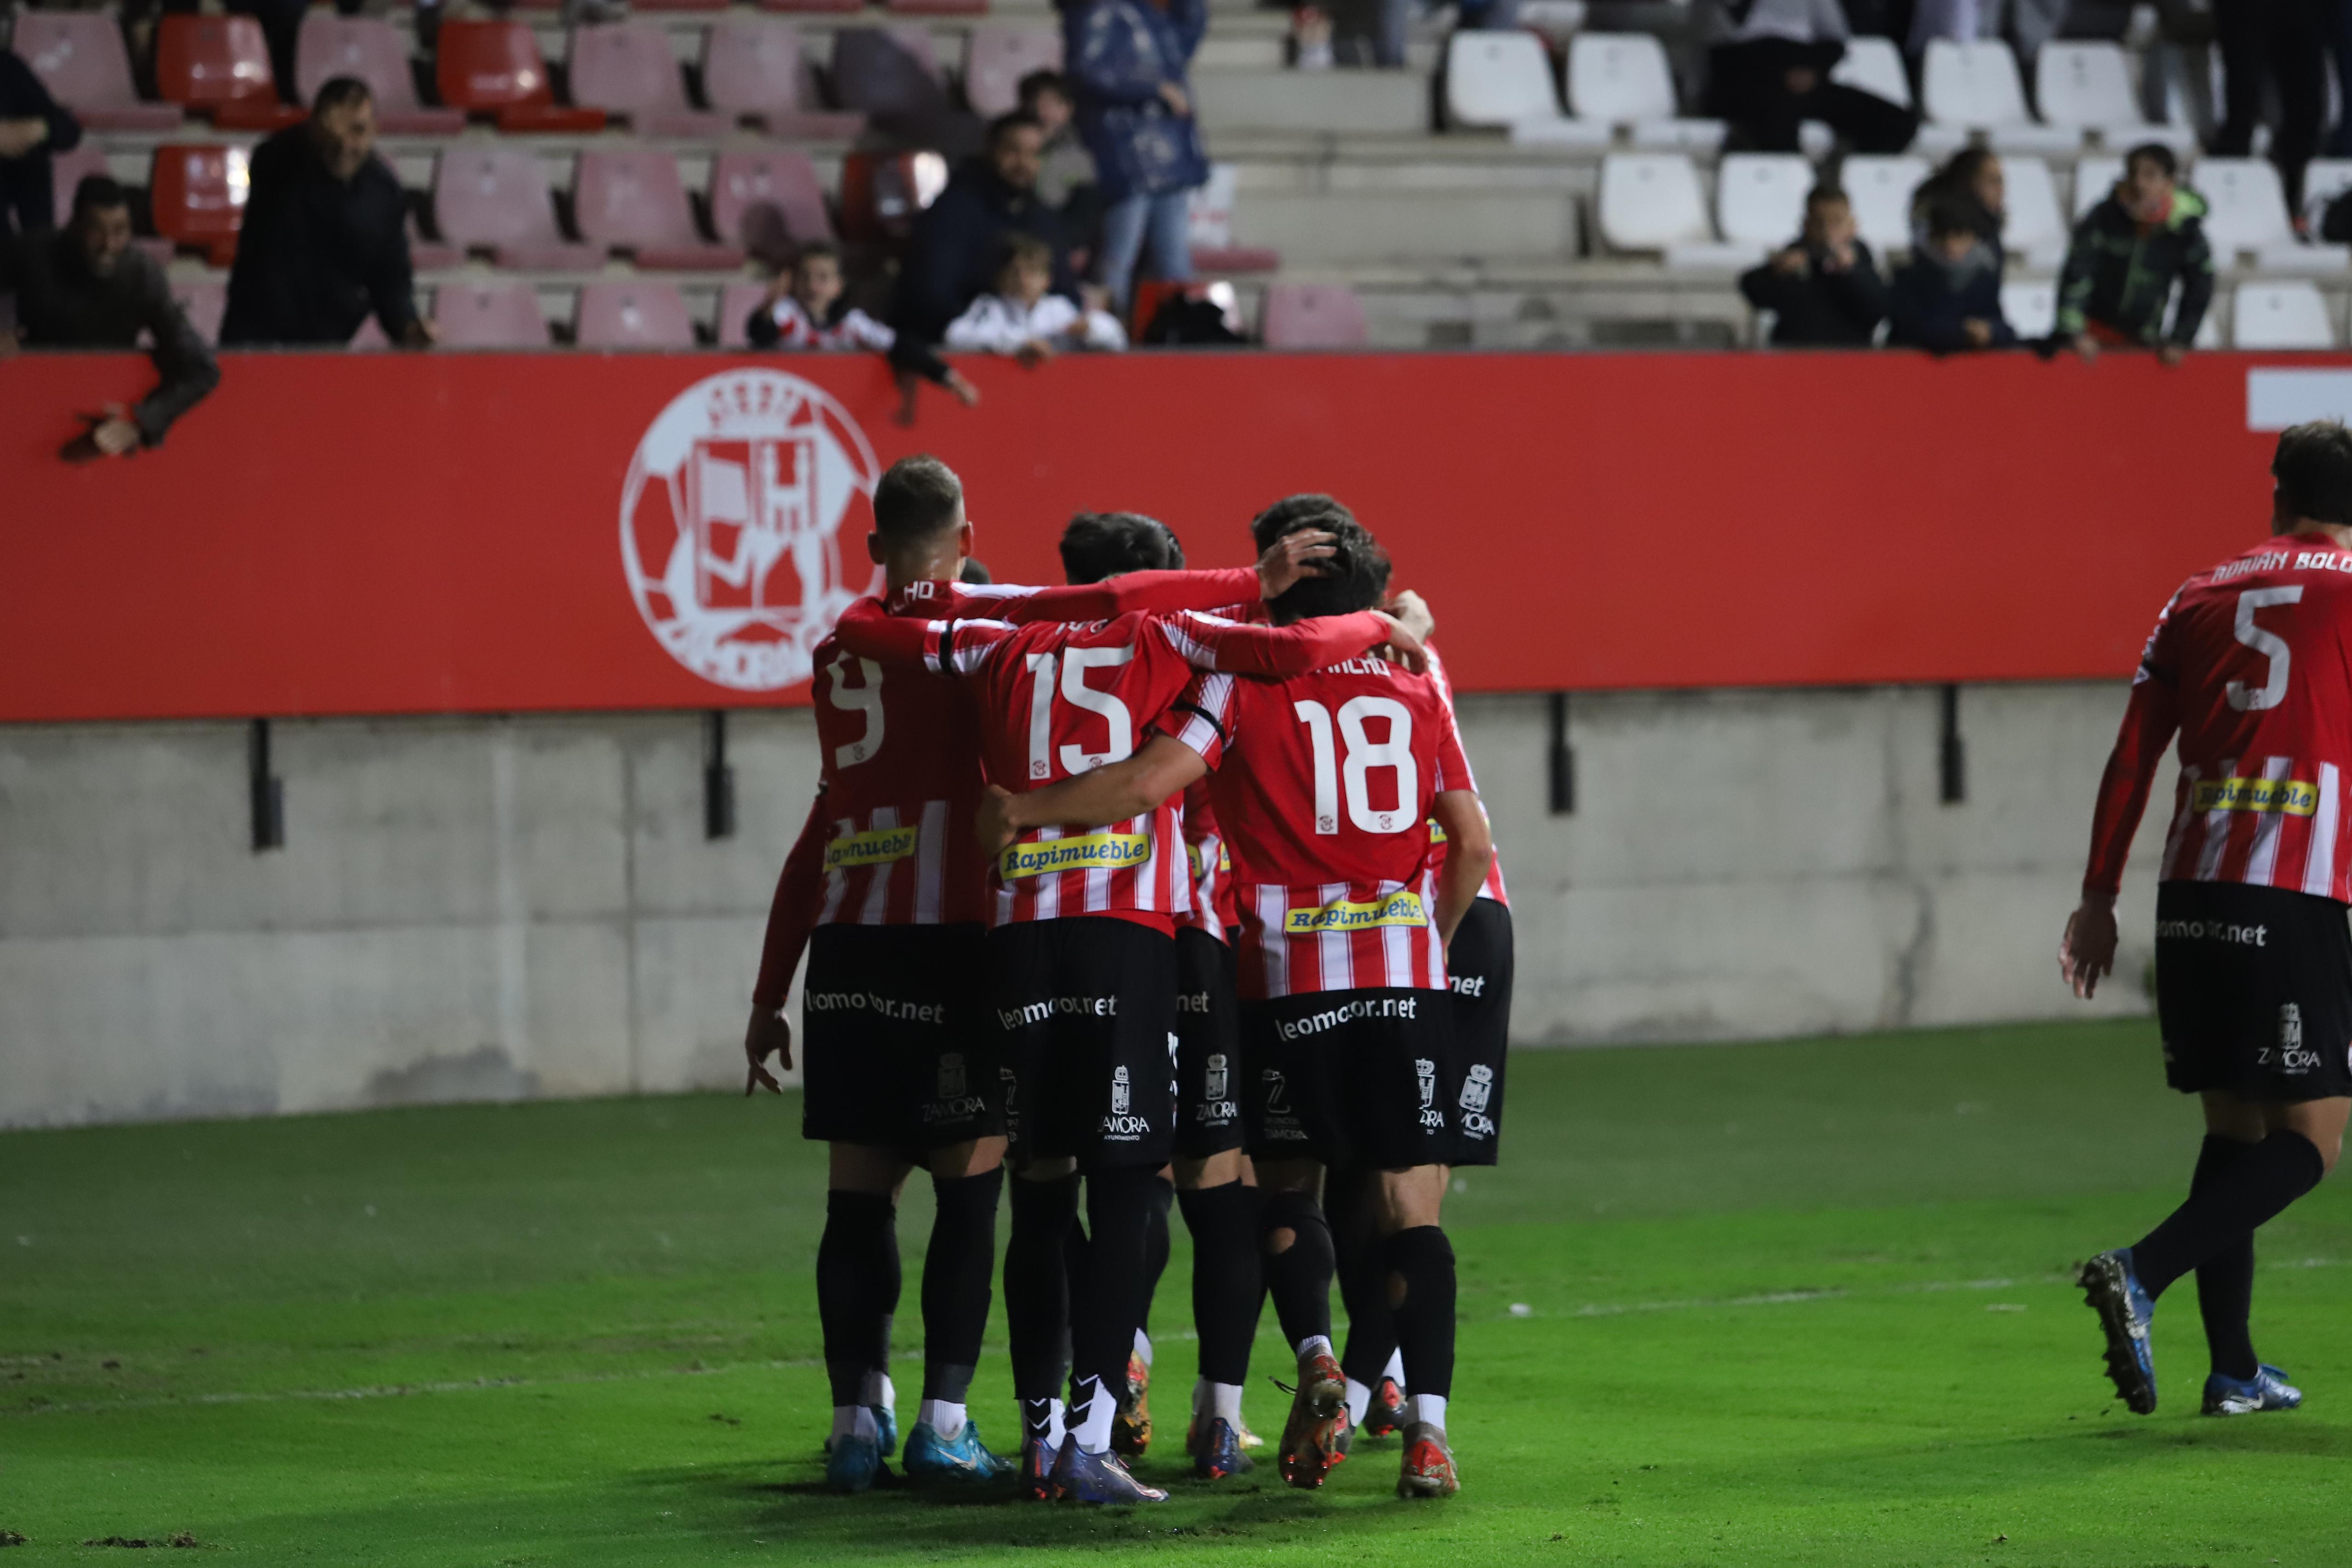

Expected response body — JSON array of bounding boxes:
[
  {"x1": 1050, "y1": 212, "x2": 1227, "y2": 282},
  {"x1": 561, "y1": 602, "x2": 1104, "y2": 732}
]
[
  {"x1": 1046, "y1": 1396, "x2": 1068, "y2": 1448},
  {"x1": 1133, "y1": 1328, "x2": 1154, "y2": 1368},
  {"x1": 859, "y1": 1369, "x2": 894, "y2": 1410},
  {"x1": 1210, "y1": 1381, "x2": 1244, "y2": 1427},
  {"x1": 1074, "y1": 1378, "x2": 1118, "y2": 1454},
  {"x1": 830, "y1": 1404, "x2": 877, "y2": 1444},
  {"x1": 1296, "y1": 1333, "x2": 1334, "y2": 1363},
  {"x1": 1344, "y1": 1378, "x2": 1373, "y2": 1427},
  {"x1": 917, "y1": 1399, "x2": 966, "y2": 1441},
  {"x1": 1382, "y1": 1348, "x2": 1405, "y2": 1387},
  {"x1": 1410, "y1": 1393, "x2": 1447, "y2": 1433}
]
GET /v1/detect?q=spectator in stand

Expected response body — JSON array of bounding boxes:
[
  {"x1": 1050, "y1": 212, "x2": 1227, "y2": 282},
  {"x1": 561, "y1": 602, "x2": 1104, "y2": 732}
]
[
  {"x1": 1063, "y1": 0, "x2": 1206, "y2": 314},
  {"x1": 1019, "y1": 70, "x2": 1100, "y2": 237},
  {"x1": 2210, "y1": 0, "x2": 2327, "y2": 216},
  {"x1": 1911, "y1": 147, "x2": 2004, "y2": 267},
  {"x1": 748, "y1": 240, "x2": 979, "y2": 407},
  {"x1": 1701, "y1": 0, "x2": 1918, "y2": 155},
  {"x1": 1890, "y1": 195, "x2": 2016, "y2": 353},
  {"x1": 220, "y1": 78, "x2": 433, "y2": 348},
  {"x1": 0, "y1": 175, "x2": 219, "y2": 459},
  {"x1": 945, "y1": 233, "x2": 1128, "y2": 360},
  {"x1": 0, "y1": 49, "x2": 82, "y2": 238},
  {"x1": 2055, "y1": 142, "x2": 2213, "y2": 366},
  {"x1": 1738, "y1": 185, "x2": 1888, "y2": 346},
  {"x1": 894, "y1": 111, "x2": 1073, "y2": 348}
]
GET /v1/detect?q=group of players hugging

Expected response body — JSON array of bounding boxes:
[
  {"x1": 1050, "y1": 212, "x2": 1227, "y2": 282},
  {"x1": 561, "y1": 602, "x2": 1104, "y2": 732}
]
[{"x1": 744, "y1": 454, "x2": 1513, "y2": 1502}]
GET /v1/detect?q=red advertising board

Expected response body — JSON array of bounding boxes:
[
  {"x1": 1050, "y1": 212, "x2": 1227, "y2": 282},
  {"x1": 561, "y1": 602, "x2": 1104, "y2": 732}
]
[{"x1": 0, "y1": 349, "x2": 2329, "y2": 722}]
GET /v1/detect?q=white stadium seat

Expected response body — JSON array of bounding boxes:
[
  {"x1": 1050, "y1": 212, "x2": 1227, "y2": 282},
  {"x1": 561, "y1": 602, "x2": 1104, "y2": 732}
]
[
  {"x1": 1921, "y1": 39, "x2": 2077, "y2": 152},
  {"x1": 2072, "y1": 155, "x2": 2123, "y2": 220},
  {"x1": 2303, "y1": 158, "x2": 2352, "y2": 227},
  {"x1": 2000, "y1": 156, "x2": 2067, "y2": 264},
  {"x1": 1597, "y1": 151, "x2": 1710, "y2": 252},
  {"x1": 2034, "y1": 42, "x2": 2141, "y2": 132},
  {"x1": 1568, "y1": 33, "x2": 1724, "y2": 150},
  {"x1": 2233, "y1": 281, "x2": 2336, "y2": 350},
  {"x1": 1841, "y1": 154, "x2": 1930, "y2": 252},
  {"x1": 1446, "y1": 31, "x2": 1561, "y2": 130},
  {"x1": 2001, "y1": 279, "x2": 2057, "y2": 339},
  {"x1": 2197, "y1": 157, "x2": 2294, "y2": 254},
  {"x1": 1715, "y1": 153, "x2": 1813, "y2": 248},
  {"x1": 1830, "y1": 36, "x2": 1911, "y2": 109}
]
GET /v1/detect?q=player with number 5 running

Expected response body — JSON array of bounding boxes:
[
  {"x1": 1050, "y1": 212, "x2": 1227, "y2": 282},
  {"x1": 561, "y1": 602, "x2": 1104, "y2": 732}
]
[{"x1": 2061, "y1": 420, "x2": 2352, "y2": 1421}]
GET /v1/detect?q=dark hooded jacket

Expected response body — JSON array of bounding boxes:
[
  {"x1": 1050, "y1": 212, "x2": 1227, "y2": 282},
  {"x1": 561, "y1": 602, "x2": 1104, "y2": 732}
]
[
  {"x1": 893, "y1": 157, "x2": 1073, "y2": 343},
  {"x1": 2055, "y1": 187, "x2": 2215, "y2": 346}
]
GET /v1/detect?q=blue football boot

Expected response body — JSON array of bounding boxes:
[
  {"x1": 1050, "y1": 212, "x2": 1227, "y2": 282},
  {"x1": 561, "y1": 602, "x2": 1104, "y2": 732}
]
[
  {"x1": 903, "y1": 1419, "x2": 1011, "y2": 1483},
  {"x1": 824, "y1": 1432, "x2": 886, "y2": 1494},
  {"x1": 874, "y1": 1403, "x2": 898, "y2": 1454},
  {"x1": 1049, "y1": 1442, "x2": 1168, "y2": 1504},
  {"x1": 2077, "y1": 1248, "x2": 2157, "y2": 1413},
  {"x1": 2204, "y1": 1364, "x2": 2303, "y2": 1416},
  {"x1": 1191, "y1": 1415, "x2": 1253, "y2": 1480}
]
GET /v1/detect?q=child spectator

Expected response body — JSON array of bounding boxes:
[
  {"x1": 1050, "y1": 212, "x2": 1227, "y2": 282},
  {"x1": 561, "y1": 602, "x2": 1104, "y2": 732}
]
[
  {"x1": 2054, "y1": 142, "x2": 2213, "y2": 367},
  {"x1": 944, "y1": 234, "x2": 1126, "y2": 361},
  {"x1": 749, "y1": 241, "x2": 978, "y2": 406},
  {"x1": 1890, "y1": 196, "x2": 2017, "y2": 354},
  {"x1": 1739, "y1": 186, "x2": 1888, "y2": 348}
]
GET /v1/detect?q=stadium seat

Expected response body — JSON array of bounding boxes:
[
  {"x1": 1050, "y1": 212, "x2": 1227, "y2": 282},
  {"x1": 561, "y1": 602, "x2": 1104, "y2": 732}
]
[
  {"x1": 1261, "y1": 283, "x2": 1368, "y2": 348},
  {"x1": 1183, "y1": 164, "x2": 1282, "y2": 273},
  {"x1": 2034, "y1": 41, "x2": 2140, "y2": 134},
  {"x1": 569, "y1": 22, "x2": 727, "y2": 138},
  {"x1": 2303, "y1": 158, "x2": 2352, "y2": 228},
  {"x1": 1919, "y1": 39, "x2": 2075, "y2": 152},
  {"x1": 2233, "y1": 281, "x2": 2336, "y2": 350},
  {"x1": 1444, "y1": 31, "x2": 1565, "y2": 130},
  {"x1": 431, "y1": 147, "x2": 601, "y2": 270},
  {"x1": 839, "y1": 149, "x2": 950, "y2": 244},
  {"x1": 633, "y1": 0, "x2": 726, "y2": 12},
  {"x1": 436, "y1": 21, "x2": 606, "y2": 132},
  {"x1": 1715, "y1": 153, "x2": 1811, "y2": 249},
  {"x1": 47, "y1": 145, "x2": 110, "y2": 230},
  {"x1": 2072, "y1": 154, "x2": 2123, "y2": 220},
  {"x1": 1567, "y1": 34, "x2": 1724, "y2": 150},
  {"x1": 149, "y1": 143, "x2": 250, "y2": 266},
  {"x1": 2195, "y1": 158, "x2": 2294, "y2": 254},
  {"x1": 158, "y1": 15, "x2": 303, "y2": 130},
  {"x1": 1841, "y1": 154, "x2": 1930, "y2": 252},
  {"x1": 575, "y1": 281, "x2": 699, "y2": 349},
  {"x1": 1596, "y1": 152, "x2": 1710, "y2": 252},
  {"x1": 762, "y1": 0, "x2": 863, "y2": 14},
  {"x1": 407, "y1": 213, "x2": 462, "y2": 272},
  {"x1": 170, "y1": 278, "x2": 227, "y2": 347},
  {"x1": 2000, "y1": 156, "x2": 2067, "y2": 265},
  {"x1": 829, "y1": 27, "x2": 950, "y2": 122},
  {"x1": 889, "y1": 0, "x2": 987, "y2": 16},
  {"x1": 11, "y1": 12, "x2": 182, "y2": 130},
  {"x1": 965, "y1": 27, "x2": 1062, "y2": 118},
  {"x1": 433, "y1": 282, "x2": 551, "y2": 348},
  {"x1": 2000, "y1": 278, "x2": 2056, "y2": 339},
  {"x1": 1828, "y1": 36, "x2": 1911, "y2": 110},
  {"x1": 716, "y1": 279, "x2": 772, "y2": 349},
  {"x1": 573, "y1": 150, "x2": 744, "y2": 269},
  {"x1": 711, "y1": 150, "x2": 836, "y2": 264},
  {"x1": 701, "y1": 21, "x2": 863, "y2": 138},
  {"x1": 295, "y1": 15, "x2": 463, "y2": 133}
]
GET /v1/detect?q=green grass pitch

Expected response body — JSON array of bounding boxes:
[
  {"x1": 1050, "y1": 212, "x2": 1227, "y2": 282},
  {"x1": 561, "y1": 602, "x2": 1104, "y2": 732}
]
[{"x1": 6, "y1": 1018, "x2": 2352, "y2": 1566}]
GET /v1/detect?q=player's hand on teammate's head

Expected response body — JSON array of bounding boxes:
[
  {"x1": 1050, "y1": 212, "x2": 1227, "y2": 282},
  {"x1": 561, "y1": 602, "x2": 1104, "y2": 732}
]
[
  {"x1": 2058, "y1": 898, "x2": 2119, "y2": 1000},
  {"x1": 744, "y1": 1007, "x2": 792, "y2": 1094},
  {"x1": 1256, "y1": 529, "x2": 1337, "y2": 600},
  {"x1": 1374, "y1": 611, "x2": 1428, "y2": 675},
  {"x1": 976, "y1": 783, "x2": 1020, "y2": 859},
  {"x1": 1386, "y1": 589, "x2": 1435, "y2": 645}
]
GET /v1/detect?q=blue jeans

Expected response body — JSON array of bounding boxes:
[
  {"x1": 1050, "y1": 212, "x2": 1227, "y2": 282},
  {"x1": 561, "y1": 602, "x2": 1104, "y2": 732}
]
[{"x1": 1098, "y1": 189, "x2": 1194, "y2": 315}]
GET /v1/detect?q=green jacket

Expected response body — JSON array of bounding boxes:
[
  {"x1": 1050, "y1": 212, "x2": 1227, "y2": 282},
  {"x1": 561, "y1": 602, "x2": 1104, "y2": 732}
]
[{"x1": 2054, "y1": 188, "x2": 2215, "y2": 346}]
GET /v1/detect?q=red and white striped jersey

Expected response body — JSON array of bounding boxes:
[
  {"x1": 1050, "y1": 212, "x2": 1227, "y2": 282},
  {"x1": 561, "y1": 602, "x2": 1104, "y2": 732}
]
[
  {"x1": 2084, "y1": 530, "x2": 2352, "y2": 904},
  {"x1": 830, "y1": 598, "x2": 1396, "y2": 931},
  {"x1": 1160, "y1": 650, "x2": 1477, "y2": 998},
  {"x1": 750, "y1": 567, "x2": 1262, "y2": 1007},
  {"x1": 1177, "y1": 774, "x2": 1238, "y2": 938},
  {"x1": 1424, "y1": 644, "x2": 1510, "y2": 906}
]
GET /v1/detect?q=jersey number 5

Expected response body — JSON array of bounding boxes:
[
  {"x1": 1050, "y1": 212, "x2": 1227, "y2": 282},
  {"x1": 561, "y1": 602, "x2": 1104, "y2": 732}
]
[
  {"x1": 1026, "y1": 647, "x2": 1137, "y2": 779},
  {"x1": 1295, "y1": 696, "x2": 1418, "y2": 835},
  {"x1": 2228, "y1": 586, "x2": 2303, "y2": 713}
]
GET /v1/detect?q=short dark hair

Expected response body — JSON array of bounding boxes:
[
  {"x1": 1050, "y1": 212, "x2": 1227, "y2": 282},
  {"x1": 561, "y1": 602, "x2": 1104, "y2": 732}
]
[
  {"x1": 960, "y1": 556, "x2": 993, "y2": 585},
  {"x1": 792, "y1": 239, "x2": 841, "y2": 271},
  {"x1": 71, "y1": 174, "x2": 130, "y2": 222},
  {"x1": 1924, "y1": 195, "x2": 1979, "y2": 242},
  {"x1": 2126, "y1": 142, "x2": 2177, "y2": 181},
  {"x1": 872, "y1": 455, "x2": 964, "y2": 543},
  {"x1": 987, "y1": 110, "x2": 1045, "y2": 148},
  {"x1": 1248, "y1": 492, "x2": 1357, "y2": 555},
  {"x1": 1059, "y1": 512, "x2": 1186, "y2": 583},
  {"x1": 1017, "y1": 69, "x2": 1069, "y2": 110},
  {"x1": 2273, "y1": 421, "x2": 2352, "y2": 525},
  {"x1": 995, "y1": 232, "x2": 1053, "y2": 276},
  {"x1": 1804, "y1": 184, "x2": 1849, "y2": 212},
  {"x1": 1262, "y1": 514, "x2": 1389, "y2": 623},
  {"x1": 312, "y1": 76, "x2": 373, "y2": 114}
]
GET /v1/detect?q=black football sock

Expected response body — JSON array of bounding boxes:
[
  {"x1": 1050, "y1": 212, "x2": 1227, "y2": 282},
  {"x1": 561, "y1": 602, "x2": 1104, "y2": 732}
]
[
  {"x1": 1327, "y1": 1171, "x2": 1397, "y2": 1389},
  {"x1": 1384, "y1": 1224, "x2": 1457, "y2": 1403},
  {"x1": 2189, "y1": 1134, "x2": 2260, "y2": 1380},
  {"x1": 1069, "y1": 1167, "x2": 1160, "y2": 1439},
  {"x1": 1137, "y1": 1173, "x2": 1175, "y2": 1343},
  {"x1": 1005, "y1": 1172, "x2": 1081, "y2": 1407},
  {"x1": 1176, "y1": 1180, "x2": 1262, "y2": 1388},
  {"x1": 921, "y1": 1166, "x2": 1004, "y2": 1405},
  {"x1": 2131, "y1": 1131, "x2": 2327, "y2": 1300},
  {"x1": 818, "y1": 1189, "x2": 899, "y2": 1410},
  {"x1": 1260, "y1": 1188, "x2": 1336, "y2": 1353}
]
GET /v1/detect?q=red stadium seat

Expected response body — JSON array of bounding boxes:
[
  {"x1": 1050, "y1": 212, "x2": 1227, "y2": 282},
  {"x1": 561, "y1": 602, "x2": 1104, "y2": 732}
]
[
  {"x1": 1190, "y1": 246, "x2": 1283, "y2": 274},
  {"x1": 572, "y1": 150, "x2": 744, "y2": 269},
  {"x1": 574, "y1": 281, "x2": 698, "y2": 349},
  {"x1": 11, "y1": 12, "x2": 181, "y2": 130},
  {"x1": 710, "y1": 150, "x2": 836, "y2": 263},
  {"x1": 761, "y1": 0, "x2": 863, "y2": 15},
  {"x1": 433, "y1": 282, "x2": 551, "y2": 348},
  {"x1": 1261, "y1": 284, "x2": 1368, "y2": 348},
  {"x1": 170, "y1": 279, "x2": 227, "y2": 347},
  {"x1": 838, "y1": 149, "x2": 948, "y2": 245},
  {"x1": 963, "y1": 26, "x2": 1060, "y2": 117},
  {"x1": 430, "y1": 147, "x2": 601, "y2": 270},
  {"x1": 715, "y1": 279, "x2": 771, "y2": 349},
  {"x1": 569, "y1": 22, "x2": 727, "y2": 137},
  {"x1": 435, "y1": 21, "x2": 606, "y2": 132},
  {"x1": 828, "y1": 26, "x2": 949, "y2": 122},
  {"x1": 157, "y1": 15, "x2": 303, "y2": 130},
  {"x1": 633, "y1": 0, "x2": 728, "y2": 12},
  {"x1": 148, "y1": 143, "x2": 250, "y2": 267},
  {"x1": 701, "y1": 21, "x2": 864, "y2": 139},
  {"x1": 295, "y1": 15, "x2": 464, "y2": 133},
  {"x1": 888, "y1": 0, "x2": 989, "y2": 17},
  {"x1": 47, "y1": 145, "x2": 111, "y2": 230},
  {"x1": 407, "y1": 213, "x2": 463, "y2": 272}
]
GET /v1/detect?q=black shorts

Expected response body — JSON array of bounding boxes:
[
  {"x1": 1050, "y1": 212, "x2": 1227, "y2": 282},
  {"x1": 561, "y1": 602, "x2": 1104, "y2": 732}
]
[
  {"x1": 1446, "y1": 898, "x2": 1514, "y2": 1167},
  {"x1": 992, "y1": 916, "x2": 1178, "y2": 1171},
  {"x1": 801, "y1": 923, "x2": 998, "y2": 1155},
  {"x1": 1243, "y1": 987, "x2": 1456, "y2": 1171},
  {"x1": 2155, "y1": 880, "x2": 2352, "y2": 1102},
  {"x1": 1174, "y1": 926, "x2": 1245, "y2": 1159}
]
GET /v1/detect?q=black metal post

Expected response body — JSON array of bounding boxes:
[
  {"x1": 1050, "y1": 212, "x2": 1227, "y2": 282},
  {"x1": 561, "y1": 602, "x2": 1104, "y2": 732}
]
[
  {"x1": 249, "y1": 719, "x2": 284, "y2": 852},
  {"x1": 1939, "y1": 683, "x2": 1966, "y2": 805},
  {"x1": 704, "y1": 710, "x2": 736, "y2": 841},
  {"x1": 1547, "y1": 692, "x2": 1576, "y2": 816}
]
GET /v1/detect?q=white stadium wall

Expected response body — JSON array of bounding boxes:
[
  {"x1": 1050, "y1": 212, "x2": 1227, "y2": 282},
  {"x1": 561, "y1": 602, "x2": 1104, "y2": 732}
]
[{"x1": 0, "y1": 682, "x2": 2173, "y2": 1128}]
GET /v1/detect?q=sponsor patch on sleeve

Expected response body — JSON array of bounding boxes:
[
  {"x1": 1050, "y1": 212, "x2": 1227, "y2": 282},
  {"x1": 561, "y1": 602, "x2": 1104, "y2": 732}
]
[{"x1": 1282, "y1": 890, "x2": 1427, "y2": 934}]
